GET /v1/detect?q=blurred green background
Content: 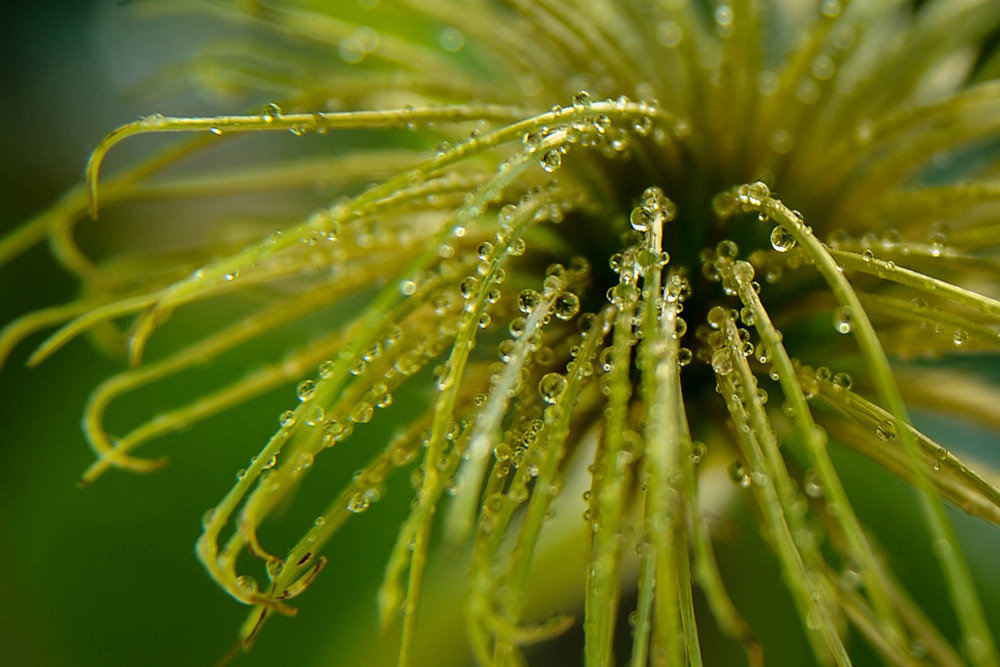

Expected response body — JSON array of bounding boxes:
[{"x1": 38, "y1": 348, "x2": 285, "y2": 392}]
[{"x1": 2, "y1": 3, "x2": 999, "y2": 666}]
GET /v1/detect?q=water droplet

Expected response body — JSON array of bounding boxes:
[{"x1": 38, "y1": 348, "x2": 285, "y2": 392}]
[
  {"x1": 517, "y1": 288, "x2": 541, "y2": 314},
  {"x1": 953, "y1": 329, "x2": 968, "y2": 346},
  {"x1": 832, "y1": 372, "x2": 852, "y2": 390},
  {"x1": 632, "y1": 116, "x2": 652, "y2": 136},
  {"x1": 876, "y1": 419, "x2": 897, "y2": 442},
  {"x1": 769, "y1": 129, "x2": 794, "y2": 154},
  {"x1": 363, "y1": 343, "x2": 382, "y2": 362},
  {"x1": 833, "y1": 306, "x2": 853, "y2": 334},
  {"x1": 820, "y1": 0, "x2": 842, "y2": 17},
  {"x1": 297, "y1": 380, "x2": 317, "y2": 402},
  {"x1": 540, "y1": 149, "x2": 562, "y2": 173},
  {"x1": 509, "y1": 317, "x2": 527, "y2": 337},
  {"x1": 714, "y1": 5, "x2": 733, "y2": 27},
  {"x1": 757, "y1": 70, "x2": 779, "y2": 95},
  {"x1": 538, "y1": 372, "x2": 567, "y2": 404},
  {"x1": 235, "y1": 575, "x2": 258, "y2": 595},
  {"x1": 438, "y1": 26, "x2": 465, "y2": 52},
  {"x1": 728, "y1": 460, "x2": 750, "y2": 487},
  {"x1": 305, "y1": 405, "x2": 325, "y2": 426},
  {"x1": 811, "y1": 54, "x2": 835, "y2": 80},
  {"x1": 690, "y1": 441, "x2": 706, "y2": 464},
  {"x1": 572, "y1": 90, "x2": 593, "y2": 110},
  {"x1": 460, "y1": 276, "x2": 478, "y2": 299},
  {"x1": 716, "y1": 239, "x2": 739, "y2": 258},
  {"x1": 352, "y1": 401, "x2": 374, "y2": 424},
  {"x1": 747, "y1": 181, "x2": 770, "y2": 205},
  {"x1": 279, "y1": 410, "x2": 297, "y2": 428},
  {"x1": 707, "y1": 305, "x2": 729, "y2": 329},
  {"x1": 656, "y1": 20, "x2": 683, "y2": 48},
  {"x1": 770, "y1": 226, "x2": 796, "y2": 252},
  {"x1": 599, "y1": 347, "x2": 615, "y2": 373},
  {"x1": 630, "y1": 205, "x2": 654, "y2": 232},
  {"x1": 711, "y1": 349, "x2": 733, "y2": 376},
  {"x1": 347, "y1": 493, "x2": 370, "y2": 513},
  {"x1": 433, "y1": 363, "x2": 453, "y2": 391},
  {"x1": 803, "y1": 469, "x2": 824, "y2": 498},
  {"x1": 553, "y1": 291, "x2": 580, "y2": 320},
  {"x1": 261, "y1": 103, "x2": 281, "y2": 123}
]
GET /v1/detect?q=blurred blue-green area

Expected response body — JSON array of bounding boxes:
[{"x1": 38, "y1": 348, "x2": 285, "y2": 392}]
[{"x1": 1, "y1": 3, "x2": 999, "y2": 666}]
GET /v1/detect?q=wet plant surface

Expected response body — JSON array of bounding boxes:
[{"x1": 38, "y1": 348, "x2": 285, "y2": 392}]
[{"x1": 4, "y1": 1, "x2": 1000, "y2": 665}]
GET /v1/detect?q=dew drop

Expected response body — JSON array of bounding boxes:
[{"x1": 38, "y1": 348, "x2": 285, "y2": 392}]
[
  {"x1": 433, "y1": 363, "x2": 453, "y2": 391},
  {"x1": 347, "y1": 493, "x2": 370, "y2": 513},
  {"x1": 318, "y1": 360, "x2": 336, "y2": 379},
  {"x1": 833, "y1": 305, "x2": 853, "y2": 334},
  {"x1": 460, "y1": 276, "x2": 478, "y2": 299},
  {"x1": 540, "y1": 149, "x2": 562, "y2": 173},
  {"x1": 352, "y1": 401, "x2": 374, "y2": 424},
  {"x1": 553, "y1": 291, "x2": 580, "y2": 320},
  {"x1": 538, "y1": 372, "x2": 567, "y2": 404},
  {"x1": 261, "y1": 103, "x2": 281, "y2": 123},
  {"x1": 832, "y1": 372, "x2": 852, "y2": 390},
  {"x1": 305, "y1": 405, "x2": 325, "y2": 426},
  {"x1": 630, "y1": 206, "x2": 654, "y2": 232},
  {"x1": 509, "y1": 317, "x2": 527, "y2": 338},
  {"x1": 769, "y1": 129, "x2": 794, "y2": 154},
  {"x1": 517, "y1": 288, "x2": 541, "y2": 314},
  {"x1": 438, "y1": 26, "x2": 465, "y2": 52},
  {"x1": 707, "y1": 305, "x2": 729, "y2": 329},
  {"x1": 297, "y1": 379, "x2": 317, "y2": 402},
  {"x1": 711, "y1": 349, "x2": 733, "y2": 376},
  {"x1": 690, "y1": 441, "x2": 706, "y2": 464},
  {"x1": 811, "y1": 55, "x2": 835, "y2": 80},
  {"x1": 820, "y1": 0, "x2": 842, "y2": 17},
  {"x1": 770, "y1": 226, "x2": 796, "y2": 252},
  {"x1": 714, "y1": 5, "x2": 733, "y2": 27},
  {"x1": 235, "y1": 575, "x2": 259, "y2": 595},
  {"x1": 876, "y1": 419, "x2": 897, "y2": 442},
  {"x1": 599, "y1": 347, "x2": 615, "y2": 373},
  {"x1": 747, "y1": 181, "x2": 770, "y2": 206},
  {"x1": 656, "y1": 20, "x2": 683, "y2": 48},
  {"x1": 728, "y1": 460, "x2": 750, "y2": 488},
  {"x1": 803, "y1": 469, "x2": 824, "y2": 498},
  {"x1": 632, "y1": 116, "x2": 653, "y2": 136}
]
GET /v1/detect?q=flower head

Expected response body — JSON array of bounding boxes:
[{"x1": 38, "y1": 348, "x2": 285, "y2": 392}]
[{"x1": 4, "y1": 0, "x2": 1000, "y2": 665}]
